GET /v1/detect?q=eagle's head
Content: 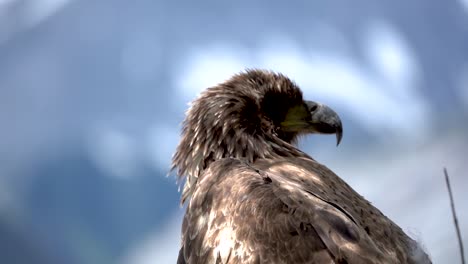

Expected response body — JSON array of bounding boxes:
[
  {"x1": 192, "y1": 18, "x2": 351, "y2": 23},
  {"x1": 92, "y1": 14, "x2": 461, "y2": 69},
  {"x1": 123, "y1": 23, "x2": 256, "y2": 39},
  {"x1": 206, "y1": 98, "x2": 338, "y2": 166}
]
[{"x1": 172, "y1": 69, "x2": 342, "y2": 202}]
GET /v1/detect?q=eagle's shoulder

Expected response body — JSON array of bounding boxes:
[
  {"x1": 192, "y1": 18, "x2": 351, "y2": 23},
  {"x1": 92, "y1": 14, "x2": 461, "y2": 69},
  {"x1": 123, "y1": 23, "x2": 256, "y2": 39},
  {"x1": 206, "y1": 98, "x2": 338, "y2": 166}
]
[{"x1": 179, "y1": 157, "x2": 394, "y2": 264}]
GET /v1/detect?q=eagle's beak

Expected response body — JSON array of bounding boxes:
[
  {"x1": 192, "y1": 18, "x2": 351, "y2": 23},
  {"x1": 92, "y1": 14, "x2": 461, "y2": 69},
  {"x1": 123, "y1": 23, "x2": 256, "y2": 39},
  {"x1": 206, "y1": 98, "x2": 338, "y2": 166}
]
[
  {"x1": 305, "y1": 101, "x2": 343, "y2": 146},
  {"x1": 281, "y1": 101, "x2": 343, "y2": 145}
]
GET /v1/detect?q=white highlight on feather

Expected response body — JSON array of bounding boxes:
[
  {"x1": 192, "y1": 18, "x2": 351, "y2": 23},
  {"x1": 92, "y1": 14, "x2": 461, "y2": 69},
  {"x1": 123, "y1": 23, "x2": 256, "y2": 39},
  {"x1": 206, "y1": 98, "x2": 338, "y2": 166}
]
[
  {"x1": 214, "y1": 228, "x2": 235, "y2": 262},
  {"x1": 196, "y1": 214, "x2": 207, "y2": 233}
]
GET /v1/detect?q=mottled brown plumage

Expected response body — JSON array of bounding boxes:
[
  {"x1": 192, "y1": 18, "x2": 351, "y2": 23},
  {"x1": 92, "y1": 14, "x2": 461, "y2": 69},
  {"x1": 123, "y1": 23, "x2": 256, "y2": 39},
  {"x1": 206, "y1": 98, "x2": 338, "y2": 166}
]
[{"x1": 172, "y1": 69, "x2": 431, "y2": 264}]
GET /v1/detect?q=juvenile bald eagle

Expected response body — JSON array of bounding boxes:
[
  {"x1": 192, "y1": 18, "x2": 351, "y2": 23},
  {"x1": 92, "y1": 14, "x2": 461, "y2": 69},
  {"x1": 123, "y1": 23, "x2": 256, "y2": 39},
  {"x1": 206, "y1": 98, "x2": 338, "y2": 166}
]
[{"x1": 172, "y1": 70, "x2": 431, "y2": 264}]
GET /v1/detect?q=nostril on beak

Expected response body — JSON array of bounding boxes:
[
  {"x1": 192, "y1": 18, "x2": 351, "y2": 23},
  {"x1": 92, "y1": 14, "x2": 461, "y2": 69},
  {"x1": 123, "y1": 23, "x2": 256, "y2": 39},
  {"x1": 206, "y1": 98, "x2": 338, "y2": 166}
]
[
  {"x1": 305, "y1": 101, "x2": 322, "y2": 114},
  {"x1": 310, "y1": 105, "x2": 318, "y2": 112}
]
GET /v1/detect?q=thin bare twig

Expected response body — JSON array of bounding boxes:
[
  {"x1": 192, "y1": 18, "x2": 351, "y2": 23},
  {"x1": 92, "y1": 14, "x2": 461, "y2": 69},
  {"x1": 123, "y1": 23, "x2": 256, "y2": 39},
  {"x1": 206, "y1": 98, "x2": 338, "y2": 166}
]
[{"x1": 444, "y1": 167, "x2": 465, "y2": 264}]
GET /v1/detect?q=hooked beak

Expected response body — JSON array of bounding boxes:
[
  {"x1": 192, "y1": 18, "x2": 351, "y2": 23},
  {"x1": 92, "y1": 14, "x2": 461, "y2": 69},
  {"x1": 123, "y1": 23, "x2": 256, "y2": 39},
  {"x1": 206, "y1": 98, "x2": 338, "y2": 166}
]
[
  {"x1": 305, "y1": 101, "x2": 343, "y2": 146},
  {"x1": 280, "y1": 100, "x2": 343, "y2": 146}
]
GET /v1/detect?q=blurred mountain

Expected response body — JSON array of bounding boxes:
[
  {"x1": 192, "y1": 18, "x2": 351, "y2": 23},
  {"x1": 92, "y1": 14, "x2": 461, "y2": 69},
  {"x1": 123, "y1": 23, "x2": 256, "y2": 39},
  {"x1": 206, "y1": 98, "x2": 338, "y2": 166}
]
[
  {"x1": 18, "y1": 148, "x2": 178, "y2": 264},
  {"x1": 0, "y1": 217, "x2": 57, "y2": 264}
]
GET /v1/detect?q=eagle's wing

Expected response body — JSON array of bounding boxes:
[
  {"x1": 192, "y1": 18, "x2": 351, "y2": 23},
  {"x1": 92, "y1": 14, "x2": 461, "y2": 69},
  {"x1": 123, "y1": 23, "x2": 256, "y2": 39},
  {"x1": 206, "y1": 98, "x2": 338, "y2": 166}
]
[{"x1": 178, "y1": 158, "x2": 395, "y2": 264}]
